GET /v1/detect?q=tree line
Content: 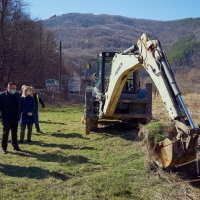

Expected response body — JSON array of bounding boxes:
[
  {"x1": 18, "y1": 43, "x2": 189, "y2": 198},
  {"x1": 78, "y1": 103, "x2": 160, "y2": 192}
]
[{"x1": 0, "y1": 0, "x2": 69, "y2": 90}]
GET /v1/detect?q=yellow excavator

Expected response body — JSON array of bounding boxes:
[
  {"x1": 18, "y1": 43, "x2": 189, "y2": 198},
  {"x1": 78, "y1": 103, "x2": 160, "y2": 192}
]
[{"x1": 83, "y1": 33, "x2": 200, "y2": 168}]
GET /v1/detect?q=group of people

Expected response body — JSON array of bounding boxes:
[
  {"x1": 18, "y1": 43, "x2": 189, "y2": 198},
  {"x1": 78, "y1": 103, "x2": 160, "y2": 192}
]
[{"x1": 0, "y1": 82, "x2": 45, "y2": 154}]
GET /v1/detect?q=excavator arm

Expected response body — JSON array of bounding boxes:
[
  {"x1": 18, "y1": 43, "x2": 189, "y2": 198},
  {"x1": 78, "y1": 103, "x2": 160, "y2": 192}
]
[{"x1": 103, "y1": 33, "x2": 200, "y2": 168}]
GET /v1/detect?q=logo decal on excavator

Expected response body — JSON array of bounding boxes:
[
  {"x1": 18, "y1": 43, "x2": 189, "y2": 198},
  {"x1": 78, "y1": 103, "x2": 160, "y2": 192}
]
[{"x1": 115, "y1": 62, "x2": 123, "y2": 76}]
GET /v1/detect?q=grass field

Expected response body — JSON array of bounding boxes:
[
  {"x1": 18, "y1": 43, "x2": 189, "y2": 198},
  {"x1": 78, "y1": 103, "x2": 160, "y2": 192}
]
[{"x1": 0, "y1": 102, "x2": 200, "y2": 200}]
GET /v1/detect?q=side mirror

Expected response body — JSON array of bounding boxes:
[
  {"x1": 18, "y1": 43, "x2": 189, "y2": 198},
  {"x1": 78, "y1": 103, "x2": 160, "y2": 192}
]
[{"x1": 87, "y1": 63, "x2": 91, "y2": 68}]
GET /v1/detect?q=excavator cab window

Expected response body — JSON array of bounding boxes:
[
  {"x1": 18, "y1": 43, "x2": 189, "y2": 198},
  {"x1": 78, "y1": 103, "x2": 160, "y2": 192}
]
[
  {"x1": 123, "y1": 74, "x2": 134, "y2": 92},
  {"x1": 94, "y1": 56, "x2": 112, "y2": 92},
  {"x1": 94, "y1": 58, "x2": 102, "y2": 88},
  {"x1": 85, "y1": 59, "x2": 98, "y2": 87},
  {"x1": 104, "y1": 58, "x2": 112, "y2": 92},
  {"x1": 94, "y1": 52, "x2": 116, "y2": 93},
  {"x1": 122, "y1": 71, "x2": 140, "y2": 94}
]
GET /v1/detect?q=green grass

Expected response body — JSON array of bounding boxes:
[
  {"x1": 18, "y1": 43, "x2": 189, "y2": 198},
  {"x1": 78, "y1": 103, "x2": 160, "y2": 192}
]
[
  {"x1": 0, "y1": 105, "x2": 199, "y2": 199},
  {"x1": 144, "y1": 121, "x2": 167, "y2": 148}
]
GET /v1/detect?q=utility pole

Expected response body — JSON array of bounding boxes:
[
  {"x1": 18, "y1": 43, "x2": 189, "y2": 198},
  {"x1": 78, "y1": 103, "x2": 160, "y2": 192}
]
[{"x1": 59, "y1": 41, "x2": 61, "y2": 91}]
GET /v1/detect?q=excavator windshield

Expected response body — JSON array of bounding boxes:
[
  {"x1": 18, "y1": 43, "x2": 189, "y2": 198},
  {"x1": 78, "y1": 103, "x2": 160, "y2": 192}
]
[
  {"x1": 94, "y1": 58, "x2": 101, "y2": 88},
  {"x1": 94, "y1": 56, "x2": 112, "y2": 92},
  {"x1": 104, "y1": 58, "x2": 112, "y2": 92},
  {"x1": 94, "y1": 52, "x2": 116, "y2": 93}
]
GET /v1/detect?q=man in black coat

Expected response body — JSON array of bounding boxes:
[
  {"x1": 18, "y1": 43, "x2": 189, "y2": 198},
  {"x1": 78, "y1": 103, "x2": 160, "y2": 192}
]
[{"x1": 0, "y1": 82, "x2": 22, "y2": 154}]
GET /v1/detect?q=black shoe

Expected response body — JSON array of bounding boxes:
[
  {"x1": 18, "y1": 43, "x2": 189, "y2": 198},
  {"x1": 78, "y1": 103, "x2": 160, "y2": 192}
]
[
  {"x1": 13, "y1": 147, "x2": 22, "y2": 151},
  {"x1": 27, "y1": 140, "x2": 32, "y2": 143},
  {"x1": 2, "y1": 149, "x2": 7, "y2": 154},
  {"x1": 19, "y1": 140, "x2": 23, "y2": 143},
  {"x1": 37, "y1": 130, "x2": 44, "y2": 134}
]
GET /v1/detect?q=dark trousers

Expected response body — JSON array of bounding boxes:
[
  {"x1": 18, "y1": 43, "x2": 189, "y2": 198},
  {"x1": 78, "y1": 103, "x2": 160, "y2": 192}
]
[
  {"x1": 20, "y1": 124, "x2": 33, "y2": 141},
  {"x1": 2, "y1": 120, "x2": 19, "y2": 150},
  {"x1": 34, "y1": 111, "x2": 40, "y2": 132}
]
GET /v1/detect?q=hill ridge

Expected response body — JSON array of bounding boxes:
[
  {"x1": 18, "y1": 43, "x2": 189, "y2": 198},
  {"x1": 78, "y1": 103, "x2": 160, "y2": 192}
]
[{"x1": 44, "y1": 13, "x2": 200, "y2": 79}]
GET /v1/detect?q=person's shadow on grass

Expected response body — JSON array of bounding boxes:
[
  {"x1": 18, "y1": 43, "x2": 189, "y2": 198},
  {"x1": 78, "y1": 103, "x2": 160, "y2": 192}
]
[
  {"x1": 21, "y1": 140, "x2": 95, "y2": 151},
  {"x1": 26, "y1": 141, "x2": 76, "y2": 149},
  {"x1": 0, "y1": 163, "x2": 69, "y2": 180},
  {"x1": 9, "y1": 150, "x2": 99, "y2": 165},
  {"x1": 40, "y1": 120, "x2": 67, "y2": 125},
  {"x1": 51, "y1": 132, "x2": 89, "y2": 140}
]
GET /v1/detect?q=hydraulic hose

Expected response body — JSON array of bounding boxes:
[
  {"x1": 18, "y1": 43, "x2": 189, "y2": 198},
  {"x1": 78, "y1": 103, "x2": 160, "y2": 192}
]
[
  {"x1": 161, "y1": 59, "x2": 181, "y2": 96},
  {"x1": 161, "y1": 59, "x2": 195, "y2": 128}
]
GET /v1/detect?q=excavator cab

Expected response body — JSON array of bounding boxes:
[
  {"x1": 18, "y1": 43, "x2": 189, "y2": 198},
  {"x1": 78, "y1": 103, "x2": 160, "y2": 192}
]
[
  {"x1": 85, "y1": 52, "x2": 116, "y2": 93},
  {"x1": 84, "y1": 51, "x2": 152, "y2": 134}
]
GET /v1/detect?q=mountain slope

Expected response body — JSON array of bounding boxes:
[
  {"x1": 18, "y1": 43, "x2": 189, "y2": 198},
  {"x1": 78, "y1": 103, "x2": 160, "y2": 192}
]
[{"x1": 44, "y1": 13, "x2": 200, "y2": 75}]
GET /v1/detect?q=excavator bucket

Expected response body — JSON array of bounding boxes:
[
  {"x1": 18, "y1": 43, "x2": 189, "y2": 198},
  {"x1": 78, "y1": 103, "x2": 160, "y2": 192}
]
[{"x1": 155, "y1": 138, "x2": 197, "y2": 168}]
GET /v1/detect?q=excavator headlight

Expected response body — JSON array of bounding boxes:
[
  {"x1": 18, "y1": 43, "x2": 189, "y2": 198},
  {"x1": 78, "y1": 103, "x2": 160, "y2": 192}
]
[{"x1": 106, "y1": 53, "x2": 109, "y2": 56}]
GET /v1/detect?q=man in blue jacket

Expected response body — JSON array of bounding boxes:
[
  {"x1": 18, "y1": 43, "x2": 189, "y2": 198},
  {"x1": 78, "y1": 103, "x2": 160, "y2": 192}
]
[{"x1": 0, "y1": 82, "x2": 22, "y2": 154}]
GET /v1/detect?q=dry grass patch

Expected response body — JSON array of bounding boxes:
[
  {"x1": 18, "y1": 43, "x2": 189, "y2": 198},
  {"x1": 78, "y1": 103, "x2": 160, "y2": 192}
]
[{"x1": 45, "y1": 147, "x2": 63, "y2": 154}]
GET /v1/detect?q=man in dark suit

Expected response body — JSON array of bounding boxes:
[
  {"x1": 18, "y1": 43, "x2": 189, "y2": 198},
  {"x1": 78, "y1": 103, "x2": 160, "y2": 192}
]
[{"x1": 0, "y1": 82, "x2": 22, "y2": 154}]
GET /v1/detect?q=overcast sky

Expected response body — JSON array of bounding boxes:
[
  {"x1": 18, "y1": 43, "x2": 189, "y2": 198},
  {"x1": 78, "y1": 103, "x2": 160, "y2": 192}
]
[{"x1": 25, "y1": 0, "x2": 200, "y2": 21}]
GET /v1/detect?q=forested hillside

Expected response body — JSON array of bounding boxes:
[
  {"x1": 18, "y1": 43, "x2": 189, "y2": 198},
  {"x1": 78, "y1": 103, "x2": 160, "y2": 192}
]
[
  {"x1": 1, "y1": 6, "x2": 200, "y2": 91},
  {"x1": 44, "y1": 13, "x2": 200, "y2": 76},
  {"x1": 167, "y1": 35, "x2": 197, "y2": 66},
  {"x1": 42, "y1": 13, "x2": 200, "y2": 93}
]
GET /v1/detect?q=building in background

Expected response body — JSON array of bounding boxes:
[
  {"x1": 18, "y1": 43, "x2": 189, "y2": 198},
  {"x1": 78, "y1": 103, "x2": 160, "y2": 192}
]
[
  {"x1": 61, "y1": 75, "x2": 81, "y2": 93},
  {"x1": 45, "y1": 79, "x2": 59, "y2": 91}
]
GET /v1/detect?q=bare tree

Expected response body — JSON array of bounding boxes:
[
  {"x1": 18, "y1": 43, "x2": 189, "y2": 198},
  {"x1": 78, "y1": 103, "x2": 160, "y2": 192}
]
[{"x1": 0, "y1": 0, "x2": 70, "y2": 90}]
